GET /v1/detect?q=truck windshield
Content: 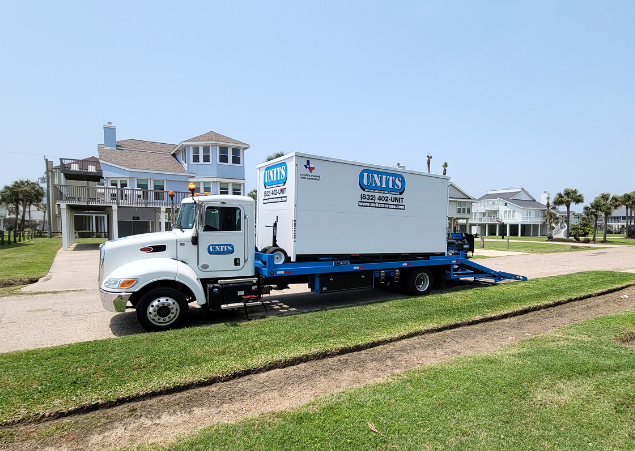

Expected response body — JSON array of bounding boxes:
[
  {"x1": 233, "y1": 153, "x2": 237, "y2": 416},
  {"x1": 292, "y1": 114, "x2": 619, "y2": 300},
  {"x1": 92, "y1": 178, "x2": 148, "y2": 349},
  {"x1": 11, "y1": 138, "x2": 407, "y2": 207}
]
[{"x1": 175, "y1": 203, "x2": 196, "y2": 229}]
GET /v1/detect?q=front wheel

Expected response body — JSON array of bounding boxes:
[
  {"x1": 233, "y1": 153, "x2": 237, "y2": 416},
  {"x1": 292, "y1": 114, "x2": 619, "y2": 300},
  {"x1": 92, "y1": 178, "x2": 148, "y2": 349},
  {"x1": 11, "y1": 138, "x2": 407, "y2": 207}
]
[
  {"x1": 136, "y1": 287, "x2": 189, "y2": 332},
  {"x1": 405, "y1": 269, "x2": 433, "y2": 296}
]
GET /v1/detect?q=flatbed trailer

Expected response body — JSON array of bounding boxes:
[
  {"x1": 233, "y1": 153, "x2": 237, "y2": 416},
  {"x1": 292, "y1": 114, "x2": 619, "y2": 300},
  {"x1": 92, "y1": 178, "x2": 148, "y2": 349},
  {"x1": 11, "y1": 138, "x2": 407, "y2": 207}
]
[{"x1": 255, "y1": 250, "x2": 527, "y2": 294}]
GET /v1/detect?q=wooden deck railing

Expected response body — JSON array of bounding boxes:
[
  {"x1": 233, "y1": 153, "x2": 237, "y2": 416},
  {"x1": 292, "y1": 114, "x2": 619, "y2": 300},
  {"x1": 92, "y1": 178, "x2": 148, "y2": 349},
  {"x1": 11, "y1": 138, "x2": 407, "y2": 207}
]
[{"x1": 54, "y1": 185, "x2": 190, "y2": 207}]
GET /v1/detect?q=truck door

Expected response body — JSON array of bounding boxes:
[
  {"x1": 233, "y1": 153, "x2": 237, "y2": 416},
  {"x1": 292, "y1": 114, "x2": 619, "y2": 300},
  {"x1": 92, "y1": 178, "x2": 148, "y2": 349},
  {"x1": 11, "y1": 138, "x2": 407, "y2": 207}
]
[{"x1": 197, "y1": 203, "x2": 246, "y2": 272}]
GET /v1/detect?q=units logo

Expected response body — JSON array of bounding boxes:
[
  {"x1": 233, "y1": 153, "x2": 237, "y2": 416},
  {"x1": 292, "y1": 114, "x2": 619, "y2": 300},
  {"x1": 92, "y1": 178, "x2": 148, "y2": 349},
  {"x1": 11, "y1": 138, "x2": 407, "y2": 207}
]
[
  {"x1": 359, "y1": 169, "x2": 406, "y2": 195},
  {"x1": 207, "y1": 244, "x2": 235, "y2": 255},
  {"x1": 303, "y1": 160, "x2": 316, "y2": 173},
  {"x1": 263, "y1": 162, "x2": 287, "y2": 188}
]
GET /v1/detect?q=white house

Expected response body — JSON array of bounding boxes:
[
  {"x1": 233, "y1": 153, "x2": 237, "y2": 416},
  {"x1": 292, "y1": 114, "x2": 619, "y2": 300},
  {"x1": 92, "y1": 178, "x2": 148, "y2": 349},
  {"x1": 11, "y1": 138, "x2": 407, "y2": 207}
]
[
  {"x1": 471, "y1": 187, "x2": 549, "y2": 237},
  {"x1": 0, "y1": 205, "x2": 7, "y2": 230}
]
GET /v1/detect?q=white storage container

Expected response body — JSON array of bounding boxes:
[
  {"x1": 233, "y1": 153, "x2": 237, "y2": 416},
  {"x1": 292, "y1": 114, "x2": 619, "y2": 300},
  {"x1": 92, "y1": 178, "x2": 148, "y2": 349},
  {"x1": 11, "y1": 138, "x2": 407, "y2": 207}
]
[{"x1": 256, "y1": 153, "x2": 449, "y2": 261}]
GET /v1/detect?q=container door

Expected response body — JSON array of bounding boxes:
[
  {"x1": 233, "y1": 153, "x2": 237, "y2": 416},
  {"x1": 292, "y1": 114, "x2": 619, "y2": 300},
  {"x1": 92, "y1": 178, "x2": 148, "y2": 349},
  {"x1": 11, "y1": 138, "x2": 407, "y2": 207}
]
[{"x1": 197, "y1": 203, "x2": 245, "y2": 272}]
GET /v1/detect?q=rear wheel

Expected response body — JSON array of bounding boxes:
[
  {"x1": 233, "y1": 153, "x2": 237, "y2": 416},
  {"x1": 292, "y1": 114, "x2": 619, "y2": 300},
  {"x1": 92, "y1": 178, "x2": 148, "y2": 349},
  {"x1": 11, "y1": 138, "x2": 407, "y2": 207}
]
[
  {"x1": 266, "y1": 246, "x2": 288, "y2": 264},
  {"x1": 136, "y1": 287, "x2": 188, "y2": 332},
  {"x1": 405, "y1": 268, "x2": 433, "y2": 296}
]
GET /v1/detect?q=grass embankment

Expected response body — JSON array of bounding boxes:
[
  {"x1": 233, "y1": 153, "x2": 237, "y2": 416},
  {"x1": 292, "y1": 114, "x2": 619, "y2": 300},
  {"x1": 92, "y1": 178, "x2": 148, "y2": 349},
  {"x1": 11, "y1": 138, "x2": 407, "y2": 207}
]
[
  {"x1": 0, "y1": 238, "x2": 61, "y2": 286},
  {"x1": 480, "y1": 240, "x2": 606, "y2": 254},
  {"x1": 153, "y1": 309, "x2": 635, "y2": 450},
  {"x1": 1, "y1": 271, "x2": 634, "y2": 424},
  {"x1": 482, "y1": 235, "x2": 635, "y2": 245}
]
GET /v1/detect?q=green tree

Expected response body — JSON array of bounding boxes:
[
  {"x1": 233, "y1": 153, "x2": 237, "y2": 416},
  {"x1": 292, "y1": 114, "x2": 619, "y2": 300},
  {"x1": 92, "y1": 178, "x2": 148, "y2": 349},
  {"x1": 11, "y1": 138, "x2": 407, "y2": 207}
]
[
  {"x1": 247, "y1": 189, "x2": 257, "y2": 201},
  {"x1": 0, "y1": 181, "x2": 24, "y2": 232},
  {"x1": 442, "y1": 161, "x2": 448, "y2": 175},
  {"x1": 21, "y1": 181, "x2": 44, "y2": 231},
  {"x1": 584, "y1": 197, "x2": 603, "y2": 243},
  {"x1": 553, "y1": 188, "x2": 584, "y2": 239},
  {"x1": 265, "y1": 152, "x2": 285, "y2": 162},
  {"x1": 622, "y1": 191, "x2": 635, "y2": 237},
  {"x1": 569, "y1": 214, "x2": 592, "y2": 239}
]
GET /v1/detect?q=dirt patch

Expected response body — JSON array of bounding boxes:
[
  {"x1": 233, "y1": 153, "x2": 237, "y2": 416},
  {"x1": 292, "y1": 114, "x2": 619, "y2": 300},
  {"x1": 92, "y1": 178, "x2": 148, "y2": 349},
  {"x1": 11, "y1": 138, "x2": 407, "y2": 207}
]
[
  {"x1": 3, "y1": 286, "x2": 635, "y2": 451},
  {"x1": 0, "y1": 278, "x2": 39, "y2": 288},
  {"x1": 616, "y1": 332, "x2": 635, "y2": 348}
]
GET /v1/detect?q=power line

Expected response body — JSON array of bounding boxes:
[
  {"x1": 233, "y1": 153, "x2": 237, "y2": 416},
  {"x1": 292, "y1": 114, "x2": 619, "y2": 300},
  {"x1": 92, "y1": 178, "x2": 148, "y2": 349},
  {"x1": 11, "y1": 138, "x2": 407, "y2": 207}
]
[{"x1": 0, "y1": 150, "x2": 57, "y2": 158}]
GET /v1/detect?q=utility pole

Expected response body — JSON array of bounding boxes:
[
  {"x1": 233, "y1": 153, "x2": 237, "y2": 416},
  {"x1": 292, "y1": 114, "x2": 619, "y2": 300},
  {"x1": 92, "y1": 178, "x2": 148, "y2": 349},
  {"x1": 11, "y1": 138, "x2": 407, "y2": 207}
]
[{"x1": 44, "y1": 157, "x2": 52, "y2": 238}]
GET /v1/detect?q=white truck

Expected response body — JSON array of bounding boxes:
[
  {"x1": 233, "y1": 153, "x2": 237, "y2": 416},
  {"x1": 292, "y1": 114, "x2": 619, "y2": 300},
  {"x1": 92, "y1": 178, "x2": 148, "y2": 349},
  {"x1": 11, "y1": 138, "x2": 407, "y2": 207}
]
[{"x1": 99, "y1": 153, "x2": 525, "y2": 331}]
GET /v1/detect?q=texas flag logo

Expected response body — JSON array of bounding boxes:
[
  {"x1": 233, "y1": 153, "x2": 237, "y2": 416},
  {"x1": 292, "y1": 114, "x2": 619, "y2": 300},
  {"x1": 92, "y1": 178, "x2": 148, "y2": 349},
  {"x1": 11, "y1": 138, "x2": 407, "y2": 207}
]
[{"x1": 304, "y1": 160, "x2": 316, "y2": 173}]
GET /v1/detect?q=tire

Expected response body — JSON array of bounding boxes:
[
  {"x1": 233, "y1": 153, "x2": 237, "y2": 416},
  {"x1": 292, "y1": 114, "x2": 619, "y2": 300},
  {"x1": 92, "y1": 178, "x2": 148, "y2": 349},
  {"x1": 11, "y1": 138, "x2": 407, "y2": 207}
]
[
  {"x1": 136, "y1": 287, "x2": 189, "y2": 332},
  {"x1": 405, "y1": 268, "x2": 433, "y2": 296},
  {"x1": 260, "y1": 246, "x2": 272, "y2": 254},
  {"x1": 266, "y1": 246, "x2": 288, "y2": 264}
]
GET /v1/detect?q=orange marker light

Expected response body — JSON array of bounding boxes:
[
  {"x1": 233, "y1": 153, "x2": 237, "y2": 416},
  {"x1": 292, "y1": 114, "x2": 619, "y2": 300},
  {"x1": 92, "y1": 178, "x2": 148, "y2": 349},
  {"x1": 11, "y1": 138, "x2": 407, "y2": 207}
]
[
  {"x1": 119, "y1": 279, "x2": 138, "y2": 289},
  {"x1": 188, "y1": 183, "x2": 196, "y2": 196}
]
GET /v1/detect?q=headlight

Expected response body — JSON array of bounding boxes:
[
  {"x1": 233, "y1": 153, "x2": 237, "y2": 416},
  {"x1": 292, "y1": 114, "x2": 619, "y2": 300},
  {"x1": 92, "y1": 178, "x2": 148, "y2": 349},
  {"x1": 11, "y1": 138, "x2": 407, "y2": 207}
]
[{"x1": 103, "y1": 278, "x2": 138, "y2": 289}]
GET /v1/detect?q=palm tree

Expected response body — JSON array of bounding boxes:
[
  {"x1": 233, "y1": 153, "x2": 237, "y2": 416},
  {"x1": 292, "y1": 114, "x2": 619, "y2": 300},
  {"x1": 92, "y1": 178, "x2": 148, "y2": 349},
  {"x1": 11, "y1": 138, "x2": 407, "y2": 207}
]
[
  {"x1": 265, "y1": 152, "x2": 285, "y2": 162},
  {"x1": 247, "y1": 189, "x2": 257, "y2": 201},
  {"x1": 442, "y1": 162, "x2": 448, "y2": 175},
  {"x1": 0, "y1": 181, "x2": 23, "y2": 232},
  {"x1": 623, "y1": 191, "x2": 635, "y2": 237},
  {"x1": 583, "y1": 200, "x2": 602, "y2": 243},
  {"x1": 426, "y1": 155, "x2": 432, "y2": 173},
  {"x1": 588, "y1": 193, "x2": 610, "y2": 242},
  {"x1": 553, "y1": 188, "x2": 584, "y2": 239},
  {"x1": 22, "y1": 181, "x2": 44, "y2": 231}
]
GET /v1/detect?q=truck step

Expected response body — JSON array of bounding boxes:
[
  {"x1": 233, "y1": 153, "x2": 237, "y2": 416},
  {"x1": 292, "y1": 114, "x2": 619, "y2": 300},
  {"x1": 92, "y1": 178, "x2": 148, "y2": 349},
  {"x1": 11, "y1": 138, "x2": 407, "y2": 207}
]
[{"x1": 220, "y1": 301, "x2": 266, "y2": 309}]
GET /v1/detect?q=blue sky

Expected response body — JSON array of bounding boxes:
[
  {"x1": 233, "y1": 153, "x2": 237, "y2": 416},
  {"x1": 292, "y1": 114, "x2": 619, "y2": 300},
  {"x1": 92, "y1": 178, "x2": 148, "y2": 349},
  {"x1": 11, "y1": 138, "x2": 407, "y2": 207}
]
[{"x1": 1, "y1": 0, "x2": 633, "y2": 206}]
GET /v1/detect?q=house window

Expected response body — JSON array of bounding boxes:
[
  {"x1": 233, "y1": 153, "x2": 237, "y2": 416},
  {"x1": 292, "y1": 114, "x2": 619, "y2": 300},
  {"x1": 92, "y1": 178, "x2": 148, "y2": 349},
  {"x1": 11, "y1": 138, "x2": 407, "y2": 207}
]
[
  {"x1": 181, "y1": 149, "x2": 187, "y2": 167},
  {"x1": 137, "y1": 179, "x2": 149, "y2": 190},
  {"x1": 204, "y1": 182, "x2": 211, "y2": 193},
  {"x1": 232, "y1": 148, "x2": 241, "y2": 165},
  {"x1": 219, "y1": 147, "x2": 229, "y2": 164},
  {"x1": 192, "y1": 146, "x2": 200, "y2": 163},
  {"x1": 153, "y1": 180, "x2": 165, "y2": 200},
  {"x1": 110, "y1": 179, "x2": 128, "y2": 189},
  {"x1": 220, "y1": 182, "x2": 229, "y2": 195},
  {"x1": 202, "y1": 146, "x2": 211, "y2": 163},
  {"x1": 232, "y1": 184, "x2": 242, "y2": 195}
]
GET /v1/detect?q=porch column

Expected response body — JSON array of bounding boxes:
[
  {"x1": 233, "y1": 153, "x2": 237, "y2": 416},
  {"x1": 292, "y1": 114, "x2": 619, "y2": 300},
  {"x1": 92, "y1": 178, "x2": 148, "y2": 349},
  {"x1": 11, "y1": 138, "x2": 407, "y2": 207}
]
[
  {"x1": 161, "y1": 207, "x2": 166, "y2": 232},
  {"x1": 507, "y1": 223, "x2": 510, "y2": 236},
  {"x1": 518, "y1": 224, "x2": 521, "y2": 236},
  {"x1": 496, "y1": 223, "x2": 500, "y2": 236},
  {"x1": 92, "y1": 215, "x2": 96, "y2": 233},
  {"x1": 112, "y1": 206, "x2": 119, "y2": 239},
  {"x1": 61, "y1": 204, "x2": 69, "y2": 250}
]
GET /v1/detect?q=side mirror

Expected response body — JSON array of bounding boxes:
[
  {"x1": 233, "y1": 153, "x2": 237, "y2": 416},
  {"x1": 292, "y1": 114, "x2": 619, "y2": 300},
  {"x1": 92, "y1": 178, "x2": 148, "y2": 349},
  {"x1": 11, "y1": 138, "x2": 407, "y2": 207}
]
[{"x1": 191, "y1": 234, "x2": 198, "y2": 245}]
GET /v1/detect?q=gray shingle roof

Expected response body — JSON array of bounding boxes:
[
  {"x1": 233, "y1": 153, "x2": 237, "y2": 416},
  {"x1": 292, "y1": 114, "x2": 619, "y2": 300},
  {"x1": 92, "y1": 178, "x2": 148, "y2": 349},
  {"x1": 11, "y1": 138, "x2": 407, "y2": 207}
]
[
  {"x1": 478, "y1": 191, "x2": 519, "y2": 201},
  {"x1": 116, "y1": 139, "x2": 177, "y2": 154},
  {"x1": 182, "y1": 131, "x2": 248, "y2": 146},
  {"x1": 99, "y1": 147, "x2": 190, "y2": 174}
]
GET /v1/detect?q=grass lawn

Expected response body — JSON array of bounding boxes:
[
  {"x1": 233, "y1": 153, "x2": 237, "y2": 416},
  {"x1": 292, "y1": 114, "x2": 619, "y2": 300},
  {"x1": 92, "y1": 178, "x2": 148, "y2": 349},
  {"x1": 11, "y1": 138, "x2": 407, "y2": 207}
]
[
  {"x1": 594, "y1": 237, "x2": 635, "y2": 245},
  {"x1": 0, "y1": 271, "x2": 633, "y2": 424},
  {"x1": 482, "y1": 235, "x2": 549, "y2": 241},
  {"x1": 75, "y1": 237, "x2": 107, "y2": 244},
  {"x1": 0, "y1": 238, "x2": 61, "y2": 284},
  {"x1": 153, "y1": 309, "x2": 635, "y2": 450},
  {"x1": 479, "y1": 240, "x2": 605, "y2": 254}
]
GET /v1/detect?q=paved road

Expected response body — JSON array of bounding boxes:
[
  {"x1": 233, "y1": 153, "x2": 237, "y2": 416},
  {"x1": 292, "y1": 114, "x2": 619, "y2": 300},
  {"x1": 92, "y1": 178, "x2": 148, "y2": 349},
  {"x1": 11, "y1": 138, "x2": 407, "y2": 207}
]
[{"x1": 1, "y1": 246, "x2": 634, "y2": 353}]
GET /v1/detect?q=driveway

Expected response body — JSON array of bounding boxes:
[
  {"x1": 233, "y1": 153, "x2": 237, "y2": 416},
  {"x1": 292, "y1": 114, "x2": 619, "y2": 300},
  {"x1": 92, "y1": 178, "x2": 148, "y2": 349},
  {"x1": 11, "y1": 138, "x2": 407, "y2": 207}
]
[{"x1": 1, "y1": 246, "x2": 634, "y2": 353}]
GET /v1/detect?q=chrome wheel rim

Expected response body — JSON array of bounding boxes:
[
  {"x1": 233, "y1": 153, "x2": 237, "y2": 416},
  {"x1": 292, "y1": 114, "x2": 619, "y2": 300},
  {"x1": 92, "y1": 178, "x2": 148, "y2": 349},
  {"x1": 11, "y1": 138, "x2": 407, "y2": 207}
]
[
  {"x1": 415, "y1": 273, "x2": 430, "y2": 292},
  {"x1": 147, "y1": 297, "x2": 180, "y2": 326},
  {"x1": 273, "y1": 251, "x2": 286, "y2": 264}
]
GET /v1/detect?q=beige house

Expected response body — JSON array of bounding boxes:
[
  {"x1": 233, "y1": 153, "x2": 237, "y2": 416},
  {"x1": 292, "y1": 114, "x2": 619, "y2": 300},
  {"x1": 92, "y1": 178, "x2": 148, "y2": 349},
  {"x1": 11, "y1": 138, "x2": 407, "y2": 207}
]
[{"x1": 448, "y1": 183, "x2": 474, "y2": 233}]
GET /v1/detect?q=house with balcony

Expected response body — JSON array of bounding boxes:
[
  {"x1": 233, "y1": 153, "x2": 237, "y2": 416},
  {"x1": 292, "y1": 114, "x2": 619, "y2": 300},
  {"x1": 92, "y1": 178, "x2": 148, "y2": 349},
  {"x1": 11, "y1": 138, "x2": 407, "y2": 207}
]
[
  {"x1": 52, "y1": 123, "x2": 249, "y2": 249},
  {"x1": 448, "y1": 183, "x2": 474, "y2": 233},
  {"x1": 471, "y1": 187, "x2": 551, "y2": 237},
  {"x1": 0, "y1": 205, "x2": 7, "y2": 230}
]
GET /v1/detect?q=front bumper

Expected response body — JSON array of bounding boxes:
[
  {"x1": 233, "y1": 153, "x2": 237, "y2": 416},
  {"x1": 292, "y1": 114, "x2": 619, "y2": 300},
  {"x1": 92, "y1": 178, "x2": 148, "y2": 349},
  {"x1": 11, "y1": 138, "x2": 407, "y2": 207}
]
[{"x1": 99, "y1": 289, "x2": 133, "y2": 312}]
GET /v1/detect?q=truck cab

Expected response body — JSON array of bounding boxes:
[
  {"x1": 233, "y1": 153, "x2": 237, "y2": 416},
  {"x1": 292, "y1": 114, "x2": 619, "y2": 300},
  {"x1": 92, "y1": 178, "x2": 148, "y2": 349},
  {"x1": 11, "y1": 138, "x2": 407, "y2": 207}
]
[{"x1": 99, "y1": 195, "x2": 255, "y2": 331}]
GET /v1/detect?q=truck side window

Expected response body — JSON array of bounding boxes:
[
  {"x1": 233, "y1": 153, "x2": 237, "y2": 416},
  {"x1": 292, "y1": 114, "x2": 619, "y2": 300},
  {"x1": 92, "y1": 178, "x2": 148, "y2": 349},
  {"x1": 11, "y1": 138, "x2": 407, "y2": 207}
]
[{"x1": 203, "y1": 206, "x2": 241, "y2": 232}]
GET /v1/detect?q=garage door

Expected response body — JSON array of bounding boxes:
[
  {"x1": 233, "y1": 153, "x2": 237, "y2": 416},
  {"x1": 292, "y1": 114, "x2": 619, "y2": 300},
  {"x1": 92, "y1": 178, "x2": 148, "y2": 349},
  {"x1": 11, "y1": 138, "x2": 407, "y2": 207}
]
[{"x1": 118, "y1": 221, "x2": 150, "y2": 237}]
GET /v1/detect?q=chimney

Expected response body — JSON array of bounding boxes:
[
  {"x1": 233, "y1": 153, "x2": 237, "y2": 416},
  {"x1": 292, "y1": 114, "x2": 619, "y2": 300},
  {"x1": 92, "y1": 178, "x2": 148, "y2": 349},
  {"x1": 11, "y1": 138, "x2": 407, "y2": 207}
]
[
  {"x1": 104, "y1": 122, "x2": 116, "y2": 148},
  {"x1": 540, "y1": 191, "x2": 550, "y2": 205}
]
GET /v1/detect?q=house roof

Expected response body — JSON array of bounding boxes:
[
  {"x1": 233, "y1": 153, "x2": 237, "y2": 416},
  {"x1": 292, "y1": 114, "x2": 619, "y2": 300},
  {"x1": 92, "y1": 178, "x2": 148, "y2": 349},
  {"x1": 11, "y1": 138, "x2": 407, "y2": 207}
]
[
  {"x1": 181, "y1": 131, "x2": 248, "y2": 147},
  {"x1": 116, "y1": 139, "x2": 177, "y2": 154},
  {"x1": 98, "y1": 147, "x2": 191, "y2": 174},
  {"x1": 507, "y1": 199, "x2": 550, "y2": 209},
  {"x1": 449, "y1": 182, "x2": 475, "y2": 200}
]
